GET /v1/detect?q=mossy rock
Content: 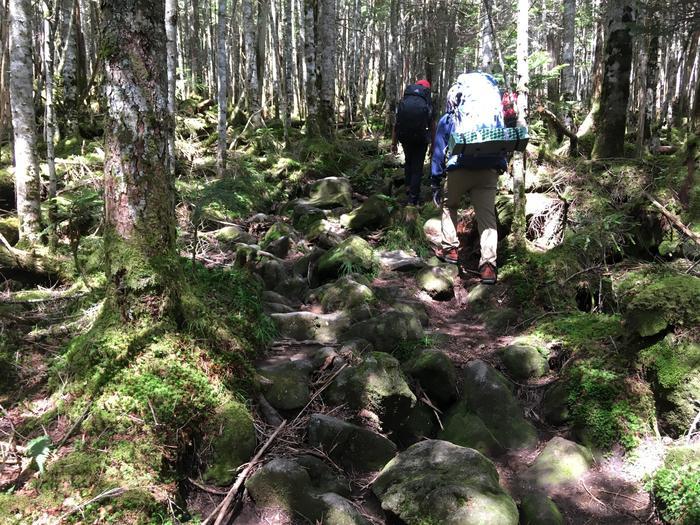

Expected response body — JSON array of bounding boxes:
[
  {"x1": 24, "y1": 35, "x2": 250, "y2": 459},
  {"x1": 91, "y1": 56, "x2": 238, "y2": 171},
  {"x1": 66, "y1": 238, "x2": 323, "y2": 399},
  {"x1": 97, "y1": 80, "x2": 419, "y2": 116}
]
[
  {"x1": 499, "y1": 342, "x2": 549, "y2": 380},
  {"x1": 211, "y1": 225, "x2": 255, "y2": 246},
  {"x1": 245, "y1": 458, "x2": 325, "y2": 521},
  {"x1": 317, "y1": 236, "x2": 378, "y2": 281},
  {"x1": 541, "y1": 382, "x2": 570, "y2": 425},
  {"x1": 468, "y1": 284, "x2": 498, "y2": 312},
  {"x1": 404, "y1": 349, "x2": 458, "y2": 406},
  {"x1": 524, "y1": 437, "x2": 593, "y2": 488},
  {"x1": 258, "y1": 359, "x2": 313, "y2": 411},
  {"x1": 462, "y1": 360, "x2": 538, "y2": 450},
  {"x1": 372, "y1": 440, "x2": 519, "y2": 525},
  {"x1": 262, "y1": 221, "x2": 296, "y2": 247},
  {"x1": 0, "y1": 167, "x2": 15, "y2": 211},
  {"x1": 308, "y1": 176, "x2": 353, "y2": 209},
  {"x1": 308, "y1": 414, "x2": 397, "y2": 472},
  {"x1": 326, "y1": 351, "x2": 416, "y2": 432},
  {"x1": 313, "y1": 275, "x2": 375, "y2": 312},
  {"x1": 340, "y1": 194, "x2": 392, "y2": 231},
  {"x1": 394, "y1": 403, "x2": 438, "y2": 446},
  {"x1": 270, "y1": 311, "x2": 352, "y2": 344},
  {"x1": 292, "y1": 202, "x2": 328, "y2": 232},
  {"x1": 203, "y1": 401, "x2": 257, "y2": 485},
  {"x1": 320, "y1": 493, "x2": 371, "y2": 525},
  {"x1": 296, "y1": 454, "x2": 352, "y2": 497},
  {"x1": 0, "y1": 215, "x2": 19, "y2": 246},
  {"x1": 390, "y1": 300, "x2": 429, "y2": 327},
  {"x1": 439, "y1": 402, "x2": 504, "y2": 456},
  {"x1": 343, "y1": 310, "x2": 424, "y2": 352},
  {"x1": 416, "y1": 266, "x2": 454, "y2": 300},
  {"x1": 519, "y1": 493, "x2": 564, "y2": 525},
  {"x1": 483, "y1": 307, "x2": 519, "y2": 333},
  {"x1": 624, "y1": 275, "x2": 700, "y2": 337}
]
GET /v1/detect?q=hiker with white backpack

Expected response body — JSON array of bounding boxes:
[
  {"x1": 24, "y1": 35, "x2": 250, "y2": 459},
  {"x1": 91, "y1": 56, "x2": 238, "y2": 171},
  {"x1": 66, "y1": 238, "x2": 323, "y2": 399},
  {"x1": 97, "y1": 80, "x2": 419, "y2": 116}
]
[
  {"x1": 391, "y1": 79, "x2": 435, "y2": 205},
  {"x1": 431, "y1": 72, "x2": 528, "y2": 285}
]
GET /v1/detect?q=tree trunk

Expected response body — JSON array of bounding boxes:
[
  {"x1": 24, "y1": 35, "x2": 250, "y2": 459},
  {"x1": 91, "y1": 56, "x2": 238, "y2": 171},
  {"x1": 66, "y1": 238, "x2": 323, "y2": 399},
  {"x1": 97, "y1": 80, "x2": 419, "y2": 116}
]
[
  {"x1": 385, "y1": 0, "x2": 399, "y2": 135},
  {"x1": 512, "y1": 0, "x2": 528, "y2": 244},
  {"x1": 191, "y1": 0, "x2": 202, "y2": 91},
  {"x1": 43, "y1": 0, "x2": 57, "y2": 250},
  {"x1": 165, "y1": 0, "x2": 177, "y2": 177},
  {"x1": 102, "y1": 0, "x2": 181, "y2": 319},
  {"x1": 645, "y1": 17, "x2": 660, "y2": 142},
  {"x1": 217, "y1": 0, "x2": 228, "y2": 176},
  {"x1": 59, "y1": 0, "x2": 79, "y2": 134},
  {"x1": 592, "y1": 1, "x2": 635, "y2": 159},
  {"x1": 282, "y1": 0, "x2": 293, "y2": 144},
  {"x1": 242, "y1": 0, "x2": 261, "y2": 124},
  {"x1": 479, "y1": 1, "x2": 494, "y2": 73},
  {"x1": 317, "y1": 0, "x2": 335, "y2": 137},
  {"x1": 0, "y1": 0, "x2": 10, "y2": 145},
  {"x1": 304, "y1": 0, "x2": 318, "y2": 135},
  {"x1": 256, "y1": 0, "x2": 269, "y2": 111},
  {"x1": 9, "y1": 0, "x2": 42, "y2": 243},
  {"x1": 577, "y1": 2, "x2": 604, "y2": 136},
  {"x1": 561, "y1": 0, "x2": 576, "y2": 100}
]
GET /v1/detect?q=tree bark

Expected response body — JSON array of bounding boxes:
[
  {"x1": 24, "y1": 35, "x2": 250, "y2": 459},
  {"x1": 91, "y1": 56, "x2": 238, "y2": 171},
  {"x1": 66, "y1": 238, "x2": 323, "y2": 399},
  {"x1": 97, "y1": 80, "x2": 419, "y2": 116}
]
[
  {"x1": 217, "y1": 0, "x2": 228, "y2": 176},
  {"x1": 317, "y1": 0, "x2": 335, "y2": 137},
  {"x1": 385, "y1": 0, "x2": 399, "y2": 135},
  {"x1": 9, "y1": 0, "x2": 42, "y2": 243},
  {"x1": 191, "y1": 0, "x2": 202, "y2": 91},
  {"x1": 242, "y1": 0, "x2": 261, "y2": 125},
  {"x1": 282, "y1": 0, "x2": 293, "y2": 144},
  {"x1": 561, "y1": 0, "x2": 576, "y2": 100},
  {"x1": 512, "y1": 0, "x2": 528, "y2": 244},
  {"x1": 304, "y1": 0, "x2": 318, "y2": 136},
  {"x1": 592, "y1": 1, "x2": 635, "y2": 159},
  {"x1": 43, "y1": 0, "x2": 58, "y2": 250},
  {"x1": 101, "y1": 0, "x2": 181, "y2": 319},
  {"x1": 165, "y1": 0, "x2": 178, "y2": 177}
]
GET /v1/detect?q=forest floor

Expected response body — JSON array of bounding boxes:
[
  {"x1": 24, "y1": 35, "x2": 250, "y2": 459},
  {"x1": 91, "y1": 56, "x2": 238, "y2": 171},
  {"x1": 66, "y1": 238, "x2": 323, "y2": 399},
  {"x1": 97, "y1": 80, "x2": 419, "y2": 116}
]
[{"x1": 1, "y1": 115, "x2": 698, "y2": 525}]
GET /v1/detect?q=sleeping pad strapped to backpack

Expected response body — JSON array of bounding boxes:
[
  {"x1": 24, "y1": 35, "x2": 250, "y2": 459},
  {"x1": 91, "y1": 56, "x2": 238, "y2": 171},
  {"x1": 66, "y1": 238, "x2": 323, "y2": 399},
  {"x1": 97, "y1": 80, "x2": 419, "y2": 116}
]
[{"x1": 395, "y1": 84, "x2": 433, "y2": 143}]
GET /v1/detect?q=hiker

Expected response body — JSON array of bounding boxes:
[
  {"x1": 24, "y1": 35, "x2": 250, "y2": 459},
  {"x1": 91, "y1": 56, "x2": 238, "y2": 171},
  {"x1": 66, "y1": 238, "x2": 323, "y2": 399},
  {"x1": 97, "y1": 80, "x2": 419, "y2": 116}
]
[
  {"x1": 430, "y1": 72, "x2": 508, "y2": 285},
  {"x1": 391, "y1": 79, "x2": 435, "y2": 205}
]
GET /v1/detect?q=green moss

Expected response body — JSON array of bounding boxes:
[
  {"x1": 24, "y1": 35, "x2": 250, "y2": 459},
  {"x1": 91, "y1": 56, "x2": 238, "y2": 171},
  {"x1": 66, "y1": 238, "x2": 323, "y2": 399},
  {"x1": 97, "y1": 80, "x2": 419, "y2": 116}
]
[
  {"x1": 624, "y1": 275, "x2": 700, "y2": 337},
  {"x1": 0, "y1": 215, "x2": 19, "y2": 245},
  {"x1": 533, "y1": 313, "x2": 623, "y2": 349},
  {"x1": 640, "y1": 336, "x2": 700, "y2": 391},
  {"x1": 651, "y1": 446, "x2": 700, "y2": 525}
]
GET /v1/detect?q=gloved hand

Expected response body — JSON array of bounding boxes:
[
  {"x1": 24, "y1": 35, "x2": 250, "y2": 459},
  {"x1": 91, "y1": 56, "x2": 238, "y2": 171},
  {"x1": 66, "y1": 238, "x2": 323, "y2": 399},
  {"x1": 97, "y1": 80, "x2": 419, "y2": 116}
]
[{"x1": 431, "y1": 179, "x2": 442, "y2": 207}]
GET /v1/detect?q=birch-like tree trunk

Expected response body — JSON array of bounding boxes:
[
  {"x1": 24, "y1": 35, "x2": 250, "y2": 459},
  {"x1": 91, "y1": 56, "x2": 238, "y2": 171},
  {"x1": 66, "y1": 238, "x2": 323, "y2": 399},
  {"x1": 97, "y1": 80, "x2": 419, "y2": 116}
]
[
  {"x1": 317, "y1": 0, "x2": 335, "y2": 137},
  {"x1": 59, "y1": 0, "x2": 79, "y2": 134},
  {"x1": 385, "y1": 0, "x2": 399, "y2": 134},
  {"x1": 304, "y1": 0, "x2": 318, "y2": 136},
  {"x1": 191, "y1": 0, "x2": 202, "y2": 91},
  {"x1": 0, "y1": 0, "x2": 10, "y2": 144},
  {"x1": 512, "y1": 0, "x2": 529, "y2": 244},
  {"x1": 282, "y1": 0, "x2": 293, "y2": 144},
  {"x1": 9, "y1": 0, "x2": 42, "y2": 242},
  {"x1": 479, "y1": 2, "x2": 494, "y2": 73},
  {"x1": 592, "y1": 1, "x2": 635, "y2": 159},
  {"x1": 256, "y1": 0, "x2": 269, "y2": 110},
  {"x1": 43, "y1": 0, "x2": 57, "y2": 249},
  {"x1": 217, "y1": 0, "x2": 228, "y2": 176},
  {"x1": 242, "y1": 0, "x2": 261, "y2": 124},
  {"x1": 165, "y1": 0, "x2": 177, "y2": 177},
  {"x1": 102, "y1": 0, "x2": 181, "y2": 317},
  {"x1": 561, "y1": 0, "x2": 576, "y2": 100}
]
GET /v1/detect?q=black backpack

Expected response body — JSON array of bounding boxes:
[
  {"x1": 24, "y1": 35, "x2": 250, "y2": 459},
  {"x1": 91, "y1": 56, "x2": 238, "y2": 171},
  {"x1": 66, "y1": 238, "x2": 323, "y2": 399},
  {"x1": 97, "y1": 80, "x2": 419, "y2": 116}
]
[{"x1": 395, "y1": 84, "x2": 432, "y2": 143}]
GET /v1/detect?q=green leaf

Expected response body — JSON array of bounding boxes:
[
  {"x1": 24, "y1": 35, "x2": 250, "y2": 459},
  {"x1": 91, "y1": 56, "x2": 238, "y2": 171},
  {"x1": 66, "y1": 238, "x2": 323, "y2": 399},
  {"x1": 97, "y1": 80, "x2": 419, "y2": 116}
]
[{"x1": 26, "y1": 435, "x2": 52, "y2": 474}]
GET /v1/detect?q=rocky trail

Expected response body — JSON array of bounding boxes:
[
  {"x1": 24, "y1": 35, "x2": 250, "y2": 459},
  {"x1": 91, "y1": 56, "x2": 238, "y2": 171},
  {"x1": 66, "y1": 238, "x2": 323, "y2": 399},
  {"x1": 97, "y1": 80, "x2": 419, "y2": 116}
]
[{"x1": 186, "y1": 175, "x2": 662, "y2": 525}]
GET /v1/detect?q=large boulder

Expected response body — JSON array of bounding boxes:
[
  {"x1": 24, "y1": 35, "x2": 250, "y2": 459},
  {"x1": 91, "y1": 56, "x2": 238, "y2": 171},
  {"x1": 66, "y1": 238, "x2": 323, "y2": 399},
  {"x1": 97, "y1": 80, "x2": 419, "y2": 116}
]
[
  {"x1": 296, "y1": 454, "x2": 352, "y2": 497},
  {"x1": 461, "y1": 360, "x2": 538, "y2": 450},
  {"x1": 340, "y1": 195, "x2": 392, "y2": 231},
  {"x1": 211, "y1": 225, "x2": 256, "y2": 246},
  {"x1": 257, "y1": 359, "x2": 313, "y2": 410},
  {"x1": 378, "y1": 250, "x2": 427, "y2": 272},
  {"x1": 308, "y1": 414, "x2": 397, "y2": 472},
  {"x1": 292, "y1": 201, "x2": 328, "y2": 232},
  {"x1": 499, "y1": 342, "x2": 549, "y2": 380},
  {"x1": 343, "y1": 310, "x2": 424, "y2": 352},
  {"x1": 262, "y1": 221, "x2": 296, "y2": 247},
  {"x1": 372, "y1": 440, "x2": 519, "y2": 525},
  {"x1": 394, "y1": 403, "x2": 438, "y2": 446},
  {"x1": 320, "y1": 493, "x2": 371, "y2": 525},
  {"x1": 541, "y1": 382, "x2": 570, "y2": 425},
  {"x1": 326, "y1": 352, "x2": 416, "y2": 430},
  {"x1": 415, "y1": 266, "x2": 454, "y2": 300},
  {"x1": 317, "y1": 236, "x2": 377, "y2": 281},
  {"x1": 404, "y1": 349, "x2": 458, "y2": 406},
  {"x1": 308, "y1": 176, "x2": 353, "y2": 209},
  {"x1": 245, "y1": 458, "x2": 324, "y2": 520},
  {"x1": 519, "y1": 493, "x2": 565, "y2": 525},
  {"x1": 389, "y1": 300, "x2": 430, "y2": 327},
  {"x1": 438, "y1": 402, "x2": 504, "y2": 456},
  {"x1": 524, "y1": 436, "x2": 593, "y2": 489},
  {"x1": 270, "y1": 311, "x2": 352, "y2": 343},
  {"x1": 202, "y1": 401, "x2": 257, "y2": 485},
  {"x1": 312, "y1": 275, "x2": 375, "y2": 312}
]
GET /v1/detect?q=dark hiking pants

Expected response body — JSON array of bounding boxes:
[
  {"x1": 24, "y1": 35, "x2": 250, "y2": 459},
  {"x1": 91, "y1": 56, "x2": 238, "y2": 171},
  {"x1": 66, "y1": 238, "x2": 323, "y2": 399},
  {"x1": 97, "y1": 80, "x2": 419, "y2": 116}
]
[{"x1": 401, "y1": 140, "x2": 429, "y2": 204}]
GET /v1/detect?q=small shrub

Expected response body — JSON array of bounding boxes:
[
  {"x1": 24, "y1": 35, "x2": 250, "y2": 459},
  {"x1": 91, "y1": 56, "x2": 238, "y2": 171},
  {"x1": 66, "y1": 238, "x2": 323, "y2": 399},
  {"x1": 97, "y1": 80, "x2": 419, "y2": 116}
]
[{"x1": 651, "y1": 446, "x2": 700, "y2": 525}]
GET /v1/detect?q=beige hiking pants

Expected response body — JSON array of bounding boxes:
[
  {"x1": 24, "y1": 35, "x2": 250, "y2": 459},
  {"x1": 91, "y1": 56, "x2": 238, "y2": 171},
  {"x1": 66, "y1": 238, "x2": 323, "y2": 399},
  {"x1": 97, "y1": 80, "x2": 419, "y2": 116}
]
[{"x1": 441, "y1": 168, "x2": 500, "y2": 268}]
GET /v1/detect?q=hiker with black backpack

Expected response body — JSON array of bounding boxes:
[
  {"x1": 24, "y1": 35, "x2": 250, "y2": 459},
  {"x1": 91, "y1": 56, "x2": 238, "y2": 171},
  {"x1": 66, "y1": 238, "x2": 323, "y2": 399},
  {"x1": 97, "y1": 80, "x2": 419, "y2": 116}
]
[
  {"x1": 391, "y1": 79, "x2": 435, "y2": 205},
  {"x1": 430, "y1": 72, "x2": 522, "y2": 285}
]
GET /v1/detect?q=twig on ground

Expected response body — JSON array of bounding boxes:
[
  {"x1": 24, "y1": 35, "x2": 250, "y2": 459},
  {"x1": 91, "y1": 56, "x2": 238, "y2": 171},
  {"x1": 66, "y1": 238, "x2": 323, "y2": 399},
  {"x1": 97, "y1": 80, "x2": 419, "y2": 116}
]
[
  {"x1": 581, "y1": 480, "x2": 646, "y2": 523},
  {"x1": 203, "y1": 419, "x2": 287, "y2": 525},
  {"x1": 643, "y1": 190, "x2": 700, "y2": 246},
  {"x1": 56, "y1": 402, "x2": 92, "y2": 450},
  {"x1": 291, "y1": 364, "x2": 349, "y2": 427},
  {"x1": 59, "y1": 487, "x2": 127, "y2": 522},
  {"x1": 188, "y1": 477, "x2": 230, "y2": 495}
]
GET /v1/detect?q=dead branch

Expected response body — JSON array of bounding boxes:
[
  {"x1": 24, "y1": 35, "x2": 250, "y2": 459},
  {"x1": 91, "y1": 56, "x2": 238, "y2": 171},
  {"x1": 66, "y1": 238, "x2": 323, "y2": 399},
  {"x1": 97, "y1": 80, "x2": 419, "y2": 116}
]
[
  {"x1": 203, "y1": 420, "x2": 287, "y2": 525},
  {"x1": 536, "y1": 105, "x2": 578, "y2": 154},
  {"x1": 59, "y1": 487, "x2": 127, "y2": 522},
  {"x1": 290, "y1": 363, "x2": 349, "y2": 428},
  {"x1": 643, "y1": 191, "x2": 700, "y2": 246},
  {"x1": 188, "y1": 477, "x2": 230, "y2": 496}
]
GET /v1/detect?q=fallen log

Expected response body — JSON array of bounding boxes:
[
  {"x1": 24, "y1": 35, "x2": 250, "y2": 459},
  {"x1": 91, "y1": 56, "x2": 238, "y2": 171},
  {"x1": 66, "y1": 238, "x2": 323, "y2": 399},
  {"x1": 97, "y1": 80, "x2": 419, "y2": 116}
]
[
  {"x1": 643, "y1": 191, "x2": 700, "y2": 246},
  {"x1": 536, "y1": 105, "x2": 578, "y2": 155},
  {"x1": 0, "y1": 236, "x2": 64, "y2": 280}
]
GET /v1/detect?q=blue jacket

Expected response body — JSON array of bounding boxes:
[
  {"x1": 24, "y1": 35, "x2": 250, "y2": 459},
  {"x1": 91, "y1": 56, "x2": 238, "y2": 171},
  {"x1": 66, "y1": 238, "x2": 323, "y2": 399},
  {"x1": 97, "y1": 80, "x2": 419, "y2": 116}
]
[{"x1": 431, "y1": 113, "x2": 507, "y2": 179}]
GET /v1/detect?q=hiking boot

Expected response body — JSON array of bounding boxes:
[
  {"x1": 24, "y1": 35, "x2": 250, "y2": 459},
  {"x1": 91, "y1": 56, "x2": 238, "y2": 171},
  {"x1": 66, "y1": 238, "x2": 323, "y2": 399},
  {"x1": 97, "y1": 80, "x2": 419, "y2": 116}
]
[
  {"x1": 435, "y1": 247, "x2": 459, "y2": 264},
  {"x1": 479, "y1": 263, "x2": 497, "y2": 285}
]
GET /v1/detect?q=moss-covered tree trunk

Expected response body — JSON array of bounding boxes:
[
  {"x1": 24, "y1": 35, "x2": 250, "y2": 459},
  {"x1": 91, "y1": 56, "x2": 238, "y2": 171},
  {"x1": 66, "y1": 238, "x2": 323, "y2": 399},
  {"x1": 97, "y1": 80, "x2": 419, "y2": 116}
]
[
  {"x1": 317, "y1": 0, "x2": 336, "y2": 137},
  {"x1": 592, "y1": 1, "x2": 634, "y2": 159},
  {"x1": 102, "y1": 0, "x2": 181, "y2": 321}
]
